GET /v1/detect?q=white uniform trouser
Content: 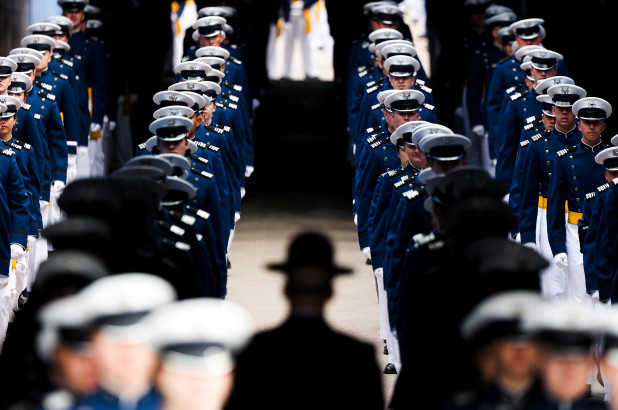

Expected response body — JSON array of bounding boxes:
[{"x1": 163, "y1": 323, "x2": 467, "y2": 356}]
[
  {"x1": 75, "y1": 145, "x2": 90, "y2": 180},
  {"x1": 0, "y1": 271, "x2": 17, "y2": 352},
  {"x1": 565, "y1": 219, "x2": 587, "y2": 303},
  {"x1": 88, "y1": 115, "x2": 111, "y2": 177},
  {"x1": 374, "y1": 268, "x2": 401, "y2": 372},
  {"x1": 66, "y1": 146, "x2": 78, "y2": 185},
  {"x1": 537, "y1": 207, "x2": 568, "y2": 299},
  {"x1": 283, "y1": 2, "x2": 319, "y2": 79}
]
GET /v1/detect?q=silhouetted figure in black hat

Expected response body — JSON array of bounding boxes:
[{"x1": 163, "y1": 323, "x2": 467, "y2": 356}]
[{"x1": 225, "y1": 231, "x2": 384, "y2": 410}]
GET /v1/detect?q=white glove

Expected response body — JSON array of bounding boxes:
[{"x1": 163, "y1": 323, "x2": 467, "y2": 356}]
[
  {"x1": 90, "y1": 123, "x2": 102, "y2": 132},
  {"x1": 361, "y1": 247, "x2": 371, "y2": 260},
  {"x1": 10, "y1": 244, "x2": 26, "y2": 263},
  {"x1": 472, "y1": 124, "x2": 485, "y2": 138},
  {"x1": 503, "y1": 193, "x2": 509, "y2": 204},
  {"x1": 52, "y1": 180, "x2": 65, "y2": 194},
  {"x1": 108, "y1": 121, "x2": 117, "y2": 132},
  {"x1": 27, "y1": 235, "x2": 38, "y2": 249},
  {"x1": 554, "y1": 252, "x2": 569, "y2": 269},
  {"x1": 523, "y1": 242, "x2": 536, "y2": 250},
  {"x1": 234, "y1": 212, "x2": 241, "y2": 223},
  {"x1": 354, "y1": 214, "x2": 358, "y2": 226},
  {"x1": 245, "y1": 165, "x2": 254, "y2": 178},
  {"x1": 240, "y1": 187, "x2": 246, "y2": 199}
]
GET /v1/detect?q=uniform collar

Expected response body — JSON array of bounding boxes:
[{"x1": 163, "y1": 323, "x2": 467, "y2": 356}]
[
  {"x1": 554, "y1": 125, "x2": 578, "y2": 138},
  {"x1": 581, "y1": 140, "x2": 604, "y2": 152},
  {"x1": 407, "y1": 162, "x2": 421, "y2": 173}
]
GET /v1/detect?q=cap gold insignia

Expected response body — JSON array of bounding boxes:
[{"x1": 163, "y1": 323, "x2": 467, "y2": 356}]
[
  {"x1": 33, "y1": 37, "x2": 40, "y2": 44},
  {"x1": 587, "y1": 101, "x2": 597, "y2": 108},
  {"x1": 560, "y1": 87, "x2": 571, "y2": 94},
  {"x1": 428, "y1": 129, "x2": 439, "y2": 134},
  {"x1": 553, "y1": 78, "x2": 561, "y2": 84},
  {"x1": 187, "y1": 83, "x2": 195, "y2": 90},
  {"x1": 612, "y1": 150, "x2": 618, "y2": 157},
  {"x1": 18, "y1": 56, "x2": 25, "y2": 63},
  {"x1": 170, "y1": 108, "x2": 179, "y2": 115},
  {"x1": 189, "y1": 64, "x2": 197, "y2": 70},
  {"x1": 539, "y1": 52, "x2": 547, "y2": 58},
  {"x1": 169, "y1": 94, "x2": 178, "y2": 101}
]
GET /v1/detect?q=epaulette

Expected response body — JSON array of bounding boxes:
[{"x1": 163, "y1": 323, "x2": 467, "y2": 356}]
[
  {"x1": 385, "y1": 168, "x2": 405, "y2": 178},
  {"x1": 556, "y1": 145, "x2": 577, "y2": 158},
  {"x1": 224, "y1": 81, "x2": 242, "y2": 92},
  {"x1": 523, "y1": 119, "x2": 542, "y2": 132},
  {"x1": 161, "y1": 237, "x2": 191, "y2": 252},
  {"x1": 585, "y1": 191, "x2": 596, "y2": 200},
  {"x1": 525, "y1": 113, "x2": 542, "y2": 124},
  {"x1": 510, "y1": 90, "x2": 529, "y2": 102},
  {"x1": 191, "y1": 168, "x2": 214, "y2": 179},
  {"x1": 33, "y1": 113, "x2": 42, "y2": 120},
  {"x1": 366, "y1": 84, "x2": 381, "y2": 95},
  {"x1": 370, "y1": 138, "x2": 388, "y2": 149},
  {"x1": 61, "y1": 58, "x2": 74, "y2": 67},
  {"x1": 52, "y1": 70, "x2": 69, "y2": 81},
  {"x1": 35, "y1": 81, "x2": 53, "y2": 92},
  {"x1": 394, "y1": 174, "x2": 416, "y2": 189},
  {"x1": 138, "y1": 142, "x2": 147, "y2": 150},
  {"x1": 402, "y1": 186, "x2": 426, "y2": 200},
  {"x1": 357, "y1": 62, "x2": 372, "y2": 72},
  {"x1": 21, "y1": 103, "x2": 31, "y2": 111},
  {"x1": 415, "y1": 79, "x2": 427, "y2": 86},
  {"x1": 371, "y1": 102, "x2": 382, "y2": 111},
  {"x1": 37, "y1": 90, "x2": 56, "y2": 101},
  {"x1": 206, "y1": 143, "x2": 220, "y2": 153},
  {"x1": 193, "y1": 140, "x2": 207, "y2": 149},
  {"x1": 12, "y1": 139, "x2": 31, "y2": 150},
  {"x1": 214, "y1": 123, "x2": 231, "y2": 133},
  {"x1": 190, "y1": 154, "x2": 209, "y2": 165},
  {"x1": 366, "y1": 79, "x2": 383, "y2": 88},
  {"x1": 505, "y1": 83, "x2": 522, "y2": 95},
  {"x1": 169, "y1": 210, "x2": 197, "y2": 227},
  {"x1": 361, "y1": 40, "x2": 370, "y2": 50},
  {"x1": 1, "y1": 148, "x2": 15, "y2": 157},
  {"x1": 366, "y1": 125, "x2": 382, "y2": 134},
  {"x1": 415, "y1": 83, "x2": 432, "y2": 94},
  {"x1": 158, "y1": 220, "x2": 186, "y2": 238},
  {"x1": 186, "y1": 205, "x2": 210, "y2": 220},
  {"x1": 520, "y1": 139, "x2": 530, "y2": 148},
  {"x1": 598, "y1": 183, "x2": 611, "y2": 193},
  {"x1": 204, "y1": 124, "x2": 225, "y2": 134},
  {"x1": 366, "y1": 131, "x2": 385, "y2": 144},
  {"x1": 220, "y1": 92, "x2": 240, "y2": 103},
  {"x1": 422, "y1": 103, "x2": 435, "y2": 111},
  {"x1": 2, "y1": 140, "x2": 22, "y2": 151},
  {"x1": 358, "y1": 70, "x2": 370, "y2": 78},
  {"x1": 412, "y1": 231, "x2": 445, "y2": 251},
  {"x1": 215, "y1": 100, "x2": 237, "y2": 110},
  {"x1": 228, "y1": 56, "x2": 242, "y2": 65},
  {"x1": 531, "y1": 130, "x2": 551, "y2": 143}
]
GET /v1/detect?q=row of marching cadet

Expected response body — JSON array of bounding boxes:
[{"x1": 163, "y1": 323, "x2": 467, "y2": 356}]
[{"x1": 347, "y1": 1, "x2": 618, "y2": 409}]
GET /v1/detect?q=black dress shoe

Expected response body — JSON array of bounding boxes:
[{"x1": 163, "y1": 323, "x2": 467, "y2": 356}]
[
  {"x1": 384, "y1": 363, "x2": 397, "y2": 374},
  {"x1": 383, "y1": 344, "x2": 388, "y2": 355},
  {"x1": 18, "y1": 290, "x2": 29, "y2": 309},
  {"x1": 366, "y1": 258, "x2": 372, "y2": 265}
]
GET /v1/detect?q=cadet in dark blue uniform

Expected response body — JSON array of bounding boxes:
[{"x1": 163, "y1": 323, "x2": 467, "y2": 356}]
[
  {"x1": 519, "y1": 84, "x2": 586, "y2": 299},
  {"x1": 546, "y1": 97, "x2": 610, "y2": 303},
  {"x1": 495, "y1": 48, "x2": 563, "y2": 189}
]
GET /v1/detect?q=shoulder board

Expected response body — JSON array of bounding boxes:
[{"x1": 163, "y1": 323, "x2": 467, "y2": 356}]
[
  {"x1": 37, "y1": 90, "x2": 56, "y2": 101},
  {"x1": 36, "y1": 81, "x2": 53, "y2": 92},
  {"x1": 498, "y1": 55, "x2": 510, "y2": 64},
  {"x1": 361, "y1": 41, "x2": 370, "y2": 49},
  {"x1": 61, "y1": 58, "x2": 74, "y2": 67},
  {"x1": 366, "y1": 131, "x2": 385, "y2": 144},
  {"x1": 1, "y1": 148, "x2": 15, "y2": 157},
  {"x1": 21, "y1": 103, "x2": 31, "y2": 111},
  {"x1": 422, "y1": 103, "x2": 435, "y2": 111},
  {"x1": 162, "y1": 237, "x2": 191, "y2": 252},
  {"x1": 193, "y1": 140, "x2": 207, "y2": 149},
  {"x1": 214, "y1": 124, "x2": 231, "y2": 133},
  {"x1": 138, "y1": 143, "x2": 147, "y2": 150},
  {"x1": 412, "y1": 231, "x2": 439, "y2": 249},
  {"x1": 510, "y1": 90, "x2": 529, "y2": 101},
  {"x1": 523, "y1": 120, "x2": 542, "y2": 131},
  {"x1": 33, "y1": 113, "x2": 41, "y2": 120},
  {"x1": 366, "y1": 125, "x2": 382, "y2": 134},
  {"x1": 505, "y1": 83, "x2": 522, "y2": 94},
  {"x1": 229, "y1": 57, "x2": 242, "y2": 65},
  {"x1": 386, "y1": 168, "x2": 405, "y2": 178},
  {"x1": 370, "y1": 138, "x2": 388, "y2": 149},
  {"x1": 556, "y1": 145, "x2": 577, "y2": 158},
  {"x1": 221, "y1": 92, "x2": 240, "y2": 103},
  {"x1": 52, "y1": 71, "x2": 68, "y2": 81},
  {"x1": 186, "y1": 205, "x2": 210, "y2": 220},
  {"x1": 403, "y1": 187, "x2": 426, "y2": 200},
  {"x1": 224, "y1": 81, "x2": 242, "y2": 92},
  {"x1": 415, "y1": 79, "x2": 426, "y2": 86},
  {"x1": 358, "y1": 70, "x2": 369, "y2": 78},
  {"x1": 221, "y1": 100, "x2": 238, "y2": 110},
  {"x1": 394, "y1": 174, "x2": 415, "y2": 188},
  {"x1": 585, "y1": 191, "x2": 596, "y2": 200},
  {"x1": 525, "y1": 114, "x2": 542, "y2": 124},
  {"x1": 190, "y1": 154, "x2": 209, "y2": 165},
  {"x1": 417, "y1": 84, "x2": 432, "y2": 94},
  {"x1": 357, "y1": 63, "x2": 372, "y2": 72},
  {"x1": 531, "y1": 130, "x2": 551, "y2": 143},
  {"x1": 366, "y1": 79, "x2": 383, "y2": 88},
  {"x1": 366, "y1": 85, "x2": 380, "y2": 95},
  {"x1": 371, "y1": 103, "x2": 382, "y2": 111},
  {"x1": 204, "y1": 124, "x2": 225, "y2": 134},
  {"x1": 12, "y1": 139, "x2": 31, "y2": 150},
  {"x1": 207, "y1": 144, "x2": 220, "y2": 152},
  {"x1": 3, "y1": 140, "x2": 21, "y2": 150},
  {"x1": 520, "y1": 139, "x2": 530, "y2": 148},
  {"x1": 191, "y1": 168, "x2": 214, "y2": 179},
  {"x1": 598, "y1": 183, "x2": 611, "y2": 193}
]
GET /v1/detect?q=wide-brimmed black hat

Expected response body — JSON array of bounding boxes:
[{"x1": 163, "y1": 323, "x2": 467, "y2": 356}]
[{"x1": 267, "y1": 232, "x2": 352, "y2": 275}]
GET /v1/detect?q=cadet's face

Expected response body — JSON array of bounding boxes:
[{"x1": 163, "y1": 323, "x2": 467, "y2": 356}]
[
  {"x1": 404, "y1": 144, "x2": 423, "y2": 167},
  {"x1": 605, "y1": 170, "x2": 618, "y2": 183},
  {"x1": 495, "y1": 340, "x2": 539, "y2": 382},
  {"x1": 539, "y1": 350, "x2": 593, "y2": 402},
  {"x1": 390, "y1": 75, "x2": 414, "y2": 90},
  {"x1": 0, "y1": 115, "x2": 16, "y2": 139},
  {"x1": 542, "y1": 114, "x2": 556, "y2": 130},
  {"x1": 470, "y1": 13, "x2": 486, "y2": 26},
  {"x1": 11, "y1": 92, "x2": 26, "y2": 103},
  {"x1": 515, "y1": 35, "x2": 542, "y2": 47},
  {"x1": 397, "y1": 145, "x2": 409, "y2": 166},
  {"x1": 37, "y1": 51, "x2": 52, "y2": 71},
  {"x1": 552, "y1": 106, "x2": 576, "y2": 131},
  {"x1": 62, "y1": 10, "x2": 85, "y2": 29},
  {"x1": 53, "y1": 345, "x2": 97, "y2": 395},
  {"x1": 53, "y1": 34, "x2": 70, "y2": 43},
  {"x1": 369, "y1": 19, "x2": 381, "y2": 31},
  {"x1": 202, "y1": 101, "x2": 216, "y2": 123},
  {"x1": 157, "y1": 368, "x2": 234, "y2": 409},
  {"x1": 157, "y1": 138, "x2": 189, "y2": 155},
  {"x1": 531, "y1": 67, "x2": 556, "y2": 83},
  {"x1": 0, "y1": 76, "x2": 11, "y2": 94},
  {"x1": 578, "y1": 118, "x2": 606, "y2": 145},
  {"x1": 392, "y1": 110, "x2": 420, "y2": 129},
  {"x1": 376, "y1": 22, "x2": 398, "y2": 30},
  {"x1": 198, "y1": 34, "x2": 223, "y2": 48}
]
